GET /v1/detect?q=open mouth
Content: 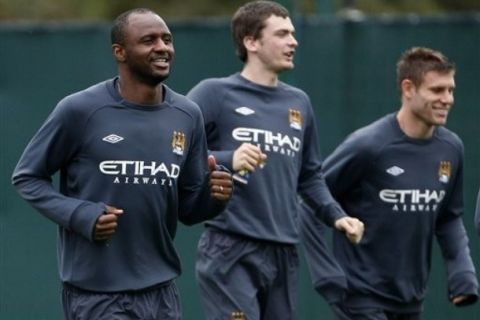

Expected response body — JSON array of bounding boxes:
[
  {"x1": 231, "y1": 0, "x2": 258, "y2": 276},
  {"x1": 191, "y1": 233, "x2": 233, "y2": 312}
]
[
  {"x1": 152, "y1": 56, "x2": 170, "y2": 68},
  {"x1": 284, "y1": 51, "x2": 295, "y2": 60}
]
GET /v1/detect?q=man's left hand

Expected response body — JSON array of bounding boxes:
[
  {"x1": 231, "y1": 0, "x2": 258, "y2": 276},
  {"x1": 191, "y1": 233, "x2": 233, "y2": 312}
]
[
  {"x1": 208, "y1": 155, "x2": 233, "y2": 201},
  {"x1": 334, "y1": 216, "x2": 364, "y2": 244}
]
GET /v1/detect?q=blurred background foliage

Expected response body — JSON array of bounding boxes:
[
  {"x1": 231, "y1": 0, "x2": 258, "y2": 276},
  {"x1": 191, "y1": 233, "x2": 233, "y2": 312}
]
[{"x1": 0, "y1": 0, "x2": 479, "y2": 22}]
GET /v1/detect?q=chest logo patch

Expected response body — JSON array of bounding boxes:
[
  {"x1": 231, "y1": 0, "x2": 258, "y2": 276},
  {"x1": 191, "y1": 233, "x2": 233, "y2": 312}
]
[
  {"x1": 235, "y1": 106, "x2": 255, "y2": 116},
  {"x1": 172, "y1": 131, "x2": 186, "y2": 156},
  {"x1": 386, "y1": 166, "x2": 404, "y2": 176},
  {"x1": 103, "y1": 134, "x2": 124, "y2": 144},
  {"x1": 289, "y1": 108, "x2": 303, "y2": 130},
  {"x1": 438, "y1": 161, "x2": 451, "y2": 183}
]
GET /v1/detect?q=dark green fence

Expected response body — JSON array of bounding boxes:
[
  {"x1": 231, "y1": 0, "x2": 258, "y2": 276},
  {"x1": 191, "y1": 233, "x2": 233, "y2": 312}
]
[{"x1": 1, "y1": 15, "x2": 479, "y2": 319}]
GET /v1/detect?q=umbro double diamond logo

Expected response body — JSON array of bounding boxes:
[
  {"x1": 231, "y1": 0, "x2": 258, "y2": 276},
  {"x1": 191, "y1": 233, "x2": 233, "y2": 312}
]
[
  {"x1": 235, "y1": 106, "x2": 255, "y2": 116},
  {"x1": 103, "y1": 134, "x2": 124, "y2": 144},
  {"x1": 386, "y1": 166, "x2": 404, "y2": 176}
]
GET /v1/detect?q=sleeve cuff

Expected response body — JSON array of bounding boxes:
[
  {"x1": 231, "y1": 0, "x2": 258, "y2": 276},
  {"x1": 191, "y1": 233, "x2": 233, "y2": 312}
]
[
  {"x1": 448, "y1": 271, "x2": 479, "y2": 306},
  {"x1": 316, "y1": 202, "x2": 348, "y2": 227},
  {"x1": 69, "y1": 202, "x2": 106, "y2": 241},
  {"x1": 210, "y1": 150, "x2": 234, "y2": 171}
]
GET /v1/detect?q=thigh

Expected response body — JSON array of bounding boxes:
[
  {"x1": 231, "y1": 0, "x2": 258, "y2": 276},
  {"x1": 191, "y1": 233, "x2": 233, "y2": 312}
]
[
  {"x1": 62, "y1": 286, "x2": 127, "y2": 320},
  {"x1": 262, "y1": 245, "x2": 299, "y2": 320},
  {"x1": 195, "y1": 229, "x2": 262, "y2": 320},
  {"x1": 148, "y1": 282, "x2": 182, "y2": 320}
]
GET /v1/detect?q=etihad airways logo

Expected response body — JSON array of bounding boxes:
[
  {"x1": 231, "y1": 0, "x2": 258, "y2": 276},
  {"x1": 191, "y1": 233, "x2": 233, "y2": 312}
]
[
  {"x1": 232, "y1": 127, "x2": 301, "y2": 157},
  {"x1": 379, "y1": 189, "x2": 445, "y2": 212},
  {"x1": 99, "y1": 160, "x2": 180, "y2": 186}
]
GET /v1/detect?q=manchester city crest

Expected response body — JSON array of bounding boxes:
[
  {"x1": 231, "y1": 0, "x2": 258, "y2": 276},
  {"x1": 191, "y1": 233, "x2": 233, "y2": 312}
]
[
  {"x1": 289, "y1": 108, "x2": 303, "y2": 131},
  {"x1": 438, "y1": 161, "x2": 451, "y2": 184},
  {"x1": 172, "y1": 131, "x2": 186, "y2": 156}
]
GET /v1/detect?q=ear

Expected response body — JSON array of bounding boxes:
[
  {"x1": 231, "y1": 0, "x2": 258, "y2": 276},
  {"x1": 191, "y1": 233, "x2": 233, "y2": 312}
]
[
  {"x1": 112, "y1": 44, "x2": 126, "y2": 62},
  {"x1": 401, "y1": 79, "x2": 416, "y2": 99},
  {"x1": 243, "y1": 35, "x2": 258, "y2": 54}
]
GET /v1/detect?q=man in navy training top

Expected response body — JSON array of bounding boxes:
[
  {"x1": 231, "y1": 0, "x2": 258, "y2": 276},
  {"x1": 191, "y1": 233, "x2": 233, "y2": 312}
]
[
  {"x1": 12, "y1": 8, "x2": 233, "y2": 320},
  {"x1": 187, "y1": 1, "x2": 364, "y2": 319},
  {"x1": 300, "y1": 47, "x2": 478, "y2": 320}
]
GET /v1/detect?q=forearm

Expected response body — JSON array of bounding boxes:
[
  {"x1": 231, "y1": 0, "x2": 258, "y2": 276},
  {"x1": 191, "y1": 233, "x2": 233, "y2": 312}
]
[
  {"x1": 299, "y1": 178, "x2": 347, "y2": 227},
  {"x1": 178, "y1": 173, "x2": 227, "y2": 225},
  {"x1": 436, "y1": 217, "x2": 479, "y2": 298}
]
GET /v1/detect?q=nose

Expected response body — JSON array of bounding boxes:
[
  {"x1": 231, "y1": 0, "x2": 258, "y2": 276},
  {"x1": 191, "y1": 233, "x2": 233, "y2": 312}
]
[
  {"x1": 441, "y1": 91, "x2": 454, "y2": 105},
  {"x1": 154, "y1": 39, "x2": 169, "y2": 51},
  {"x1": 288, "y1": 33, "x2": 298, "y2": 47},
  {"x1": 288, "y1": 32, "x2": 298, "y2": 47}
]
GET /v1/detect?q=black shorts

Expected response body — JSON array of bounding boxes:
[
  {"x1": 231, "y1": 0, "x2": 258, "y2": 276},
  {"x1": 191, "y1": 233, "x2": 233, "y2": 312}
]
[
  {"x1": 62, "y1": 281, "x2": 181, "y2": 320},
  {"x1": 195, "y1": 227, "x2": 299, "y2": 320}
]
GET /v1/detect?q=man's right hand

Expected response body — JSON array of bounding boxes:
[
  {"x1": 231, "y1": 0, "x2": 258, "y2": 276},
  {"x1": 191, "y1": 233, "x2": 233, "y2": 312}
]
[
  {"x1": 94, "y1": 205, "x2": 124, "y2": 241},
  {"x1": 232, "y1": 143, "x2": 267, "y2": 172}
]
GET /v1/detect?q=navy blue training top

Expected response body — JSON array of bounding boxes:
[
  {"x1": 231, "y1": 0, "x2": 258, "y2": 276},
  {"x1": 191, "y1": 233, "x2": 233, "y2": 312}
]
[
  {"x1": 12, "y1": 78, "x2": 224, "y2": 292},
  {"x1": 302, "y1": 112, "x2": 478, "y2": 312},
  {"x1": 187, "y1": 73, "x2": 346, "y2": 244}
]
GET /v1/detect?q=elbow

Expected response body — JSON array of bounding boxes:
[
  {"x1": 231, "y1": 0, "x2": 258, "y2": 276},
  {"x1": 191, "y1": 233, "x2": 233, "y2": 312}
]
[
  {"x1": 11, "y1": 168, "x2": 36, "y2": 189},
  {"x1": 11, "y1": 170, "x2": 22, "y2": 188},
  {"x1": 178, "y1": 208, "x2": 207, "y2": 226},
  {"x1": 11, "y1": 171, "x2": 28, "y2": 193}
]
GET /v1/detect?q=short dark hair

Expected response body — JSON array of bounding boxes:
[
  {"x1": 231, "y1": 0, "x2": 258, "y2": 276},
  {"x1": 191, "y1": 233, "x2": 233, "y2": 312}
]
[
  {"x1": 231, "y1": 0, "x2": 289, "y2": 62},
  {"x1": 111, "y1": 8, "x2": 156, "y2": 45},
  {"x1": 397, "y1": 47, "x2": 455, "y2": 90}
]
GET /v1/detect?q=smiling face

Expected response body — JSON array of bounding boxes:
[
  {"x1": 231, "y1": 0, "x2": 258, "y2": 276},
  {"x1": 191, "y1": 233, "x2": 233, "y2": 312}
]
[
  {"x1": 404, "y1": 70, "x2": 455, "y2": 127},
  {"x1": 113, "y1": 11, "x2": 174, "y2": 86},
  {"x1": 395, "y1": 47, "x2": 456, "y2": 138}
]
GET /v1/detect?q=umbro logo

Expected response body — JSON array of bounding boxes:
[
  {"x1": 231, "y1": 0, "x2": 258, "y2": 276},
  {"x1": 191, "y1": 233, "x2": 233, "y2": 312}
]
[
  {"x1": 235, "y1": 107, "x2": 255, "y2": 116},
  {"x1": 386, "y1": 166, "x2": 404, "y2": 176},
  {"x1": 103, "y1": 134, "x2": 124, "y2": 144}
]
